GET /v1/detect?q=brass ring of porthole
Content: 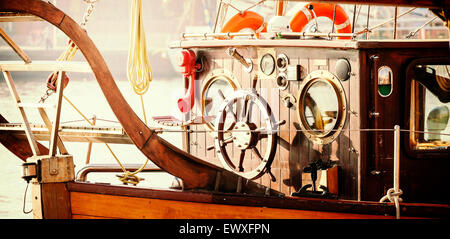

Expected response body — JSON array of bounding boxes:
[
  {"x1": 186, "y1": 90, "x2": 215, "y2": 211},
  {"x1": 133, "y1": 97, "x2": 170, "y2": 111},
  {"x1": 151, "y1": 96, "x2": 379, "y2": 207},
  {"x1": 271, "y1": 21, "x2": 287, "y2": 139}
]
[
  {"x1": 201, "y1": 68, "x2": 241, "y2": 134},
  {"x1": 297, "y1": 70, "x2": 347, "y2": 145}
]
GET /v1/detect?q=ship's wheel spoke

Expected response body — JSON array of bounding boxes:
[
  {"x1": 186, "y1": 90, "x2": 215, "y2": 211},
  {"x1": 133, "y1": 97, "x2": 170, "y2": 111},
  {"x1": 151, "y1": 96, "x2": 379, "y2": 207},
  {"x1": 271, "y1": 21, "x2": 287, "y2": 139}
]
[
  {"x1": 254, "y1": 127, "x2": 269, "y2": 140},
  {"x1": 239, "y1": 95, "x2": 250, "y2": 122},
  {"x1": 218, "y1": 89, "x2": 238, "y2": 124},
  {"x1": 246, "y1": 100, "x2": 254, "y2": 123},
  {"x1": 238, "y1": 149, "x2": 246, "y2": 172},
  {"x1": 251, "y1": 146, "x2": 263, "y2": 161}
]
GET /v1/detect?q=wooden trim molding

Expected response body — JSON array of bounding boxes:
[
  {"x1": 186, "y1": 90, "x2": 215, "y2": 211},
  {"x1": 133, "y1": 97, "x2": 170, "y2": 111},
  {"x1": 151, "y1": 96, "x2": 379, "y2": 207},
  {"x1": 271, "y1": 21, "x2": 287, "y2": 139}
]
[{"x1": 68, "y1": 182, "x2": 450, "y2": 219}]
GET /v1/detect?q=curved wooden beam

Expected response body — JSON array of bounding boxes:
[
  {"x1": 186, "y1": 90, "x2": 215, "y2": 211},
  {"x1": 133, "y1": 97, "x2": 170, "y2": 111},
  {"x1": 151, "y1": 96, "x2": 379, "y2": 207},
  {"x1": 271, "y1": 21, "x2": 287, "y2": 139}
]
[
  {"x1": 0, "y1": 114, "x2": 49, "y2": 161},
  {"x1": 0, "y1": 0, "x2": 280, "y2": 196}
]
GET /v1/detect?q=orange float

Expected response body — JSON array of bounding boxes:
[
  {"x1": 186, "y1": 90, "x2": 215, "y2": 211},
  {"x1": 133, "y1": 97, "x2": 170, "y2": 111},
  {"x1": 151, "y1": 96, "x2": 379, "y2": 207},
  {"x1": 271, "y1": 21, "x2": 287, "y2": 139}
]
[
  {"x1": 221, "y1": 11, "x2": 267, "y2": 38},
  {"x1": 290, "y1": 3, "x2": 352, "y2": 39}
]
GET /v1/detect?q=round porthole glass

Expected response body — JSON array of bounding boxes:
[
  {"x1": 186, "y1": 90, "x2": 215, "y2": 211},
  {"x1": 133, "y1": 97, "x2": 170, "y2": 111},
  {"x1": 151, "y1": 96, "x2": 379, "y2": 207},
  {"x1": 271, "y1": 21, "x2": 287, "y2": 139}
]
[
  {"x1": 204, "y1": 78, "x2": 233, "y2": 120},
  {"x1": 201, "y1": 69, "x2": 240, "y2": 132},
  {"x1": 297, "y1": 70, "x2": 347, "y2": 144},
  {"x1": 378, "y1": 66, "x2": 393, "y2": 97},
  {"x1": 303, "y1": 81, "x2": 339, "y2": 135}
]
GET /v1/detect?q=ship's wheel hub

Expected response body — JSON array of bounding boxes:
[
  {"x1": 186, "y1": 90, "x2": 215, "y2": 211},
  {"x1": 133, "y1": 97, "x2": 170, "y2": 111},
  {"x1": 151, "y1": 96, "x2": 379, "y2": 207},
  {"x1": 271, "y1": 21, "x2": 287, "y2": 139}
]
[{"x1": 232, "y1": 121, "x2": 256, "y2": 150}]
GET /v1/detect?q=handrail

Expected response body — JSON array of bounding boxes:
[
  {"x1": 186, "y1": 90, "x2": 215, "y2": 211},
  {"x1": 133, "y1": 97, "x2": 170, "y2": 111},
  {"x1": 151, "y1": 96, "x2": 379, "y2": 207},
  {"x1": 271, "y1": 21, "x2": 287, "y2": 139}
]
[
  {"x1": 76, "y1": 163, "x2": 162, "y2": 182},
  {"x1": 180, "y1": 31, "x2": 357, "y2": 40},
  {"x1": 140, "y1": 127, "x2": 450, "y2": 137}
]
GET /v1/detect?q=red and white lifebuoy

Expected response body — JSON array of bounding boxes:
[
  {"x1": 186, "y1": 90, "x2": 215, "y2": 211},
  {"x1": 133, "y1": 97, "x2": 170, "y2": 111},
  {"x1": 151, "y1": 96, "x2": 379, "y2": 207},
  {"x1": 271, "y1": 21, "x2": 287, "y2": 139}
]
[
  {"x1": 290, "y1": 3, "x2": 351, "y2": 39},
  {"x1": 221, "y1": 11, "x2": 267, "y2": 38}
]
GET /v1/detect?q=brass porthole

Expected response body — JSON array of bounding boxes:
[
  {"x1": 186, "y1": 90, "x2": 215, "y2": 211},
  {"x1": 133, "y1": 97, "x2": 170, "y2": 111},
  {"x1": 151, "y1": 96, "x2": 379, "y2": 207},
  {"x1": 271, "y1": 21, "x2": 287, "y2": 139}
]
[
  {"x1": 201, "y1": 68, "x2": 241, "y2": 133},
  {"x1": 297, "y1": 70, "x2": 347, "y2": 144}
]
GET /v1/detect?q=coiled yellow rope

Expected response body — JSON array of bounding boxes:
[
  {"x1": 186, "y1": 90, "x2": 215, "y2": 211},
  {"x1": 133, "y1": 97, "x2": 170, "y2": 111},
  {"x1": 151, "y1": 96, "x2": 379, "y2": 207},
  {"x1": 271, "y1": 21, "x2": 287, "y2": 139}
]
[
  {"x1": 47, "y1": 0, "x2": 152, "y2": 185},
  {"x1": 44, "y1": 0, "x2": 152, "y2": 186},
  {"x1": 127, "y1": 0, "x2": 153, "y2": 125},
  {"x1": 120, "y1": 0, "x2": 153, "y2": 185}
]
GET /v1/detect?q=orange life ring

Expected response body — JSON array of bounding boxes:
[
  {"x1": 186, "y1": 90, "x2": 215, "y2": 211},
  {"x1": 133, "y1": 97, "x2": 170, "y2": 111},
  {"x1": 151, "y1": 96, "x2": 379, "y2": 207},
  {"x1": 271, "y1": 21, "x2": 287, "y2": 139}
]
[
  {"x1": 221, "y1": 11, "x2": 267, "y2": 38},
  {"x1": 290, "y1": 3, "x2": 351, "y2": 40}
]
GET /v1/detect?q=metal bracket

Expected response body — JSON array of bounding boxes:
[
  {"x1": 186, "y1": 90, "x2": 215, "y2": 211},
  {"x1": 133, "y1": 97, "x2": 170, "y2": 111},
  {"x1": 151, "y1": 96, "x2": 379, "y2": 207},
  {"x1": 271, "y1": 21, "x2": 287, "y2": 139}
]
[
  {"x1": 49, "y1": 157, "x2": 59, "y2": 175},
  {"x1": 226, "y1": 47, "x2": 253, "y2": 73}
]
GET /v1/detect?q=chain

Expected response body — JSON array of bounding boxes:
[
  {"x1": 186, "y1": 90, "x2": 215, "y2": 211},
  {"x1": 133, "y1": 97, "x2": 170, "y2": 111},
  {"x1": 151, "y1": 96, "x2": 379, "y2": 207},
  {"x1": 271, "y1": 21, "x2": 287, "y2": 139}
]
[
  {"x1": 38, "y1": 88, "x2": 54, "y2": 103},
  {"x1": 80, "y1": 0, "x2": 98, "y2": 29},
  {"x1": 38, "y1": 0, "x2": 98, "y2": 103}
]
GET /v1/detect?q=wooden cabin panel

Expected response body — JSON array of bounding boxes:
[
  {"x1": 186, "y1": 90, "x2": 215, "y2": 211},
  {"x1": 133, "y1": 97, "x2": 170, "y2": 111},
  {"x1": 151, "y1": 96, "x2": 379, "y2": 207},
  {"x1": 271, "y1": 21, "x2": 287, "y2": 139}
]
[
  {"x1": 258, "y1": 51, "x2": 274, "y2": 190},
  {"x1": 277, "y1": 50, "x2": 290, "y2": 194},
  {"x1": 360, "y1": 46, "x2": 450, "y2": 204},
  {"x1": 358, "y1": 50, "x2": 374, "y2": 201},
  {"x1": 191, "y1": 46, "x2": 361, "y2": 198},
  {"x1": 267, "y1": 67, "x2": 281, "y2": 192},
  {"x1": 297, "y1": 49, "x2": 359, "y2": 199},
  {"x1": 223, "y1": 56, "x2": 235, "y2": 162},
  {"x1": 348, "y1": 56, "x2": 361, "y2": 200},
  {"x1": 286, "y1": 55, "x2": 302, "y2": 195},
  {"x1": 290, "y1": 56, "x2": 310, "y2": 193},
  {"x1": 242, "y1": 51, "x2": 259, "y2": 185},
  {"x1": 328, "y1": 58, "x2": 341, "y2": 163}
]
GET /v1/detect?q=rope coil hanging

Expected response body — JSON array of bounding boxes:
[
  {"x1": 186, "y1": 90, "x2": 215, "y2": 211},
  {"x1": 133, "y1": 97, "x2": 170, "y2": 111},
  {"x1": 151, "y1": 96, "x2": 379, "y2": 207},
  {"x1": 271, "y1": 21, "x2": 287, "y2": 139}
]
[
  {"x1": 117, "y1": 0, "x2": 154, "y2": 185},
  {"x1": 127, "y1": 0, "x2": 153, "y2": 124},
  {"x1": 41, "y1": 0, "x2": 150, "y2": 186}
]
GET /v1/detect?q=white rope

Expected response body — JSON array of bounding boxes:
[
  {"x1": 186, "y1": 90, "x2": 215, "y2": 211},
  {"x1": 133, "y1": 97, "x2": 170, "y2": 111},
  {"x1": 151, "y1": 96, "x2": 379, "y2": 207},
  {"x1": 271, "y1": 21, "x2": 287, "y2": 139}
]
[{"x1": 380, "y1": 188, "x2": 403, "y2": 219}]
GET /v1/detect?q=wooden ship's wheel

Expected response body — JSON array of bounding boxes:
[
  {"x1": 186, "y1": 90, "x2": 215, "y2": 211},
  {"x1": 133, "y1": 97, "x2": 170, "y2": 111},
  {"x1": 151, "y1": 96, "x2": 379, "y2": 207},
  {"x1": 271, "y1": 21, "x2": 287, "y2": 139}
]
[{"x1": 213, "y1": 89, "x2": 280, "y2": 180}]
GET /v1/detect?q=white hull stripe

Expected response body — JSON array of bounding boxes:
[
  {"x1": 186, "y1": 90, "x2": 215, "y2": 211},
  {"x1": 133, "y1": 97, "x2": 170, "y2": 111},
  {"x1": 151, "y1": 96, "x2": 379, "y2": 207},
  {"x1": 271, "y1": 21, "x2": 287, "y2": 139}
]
[
  {"x1": 335, "y1": 19, "x2": 350, "y2": 30},
  {"x1": 300, "y1": 7, "x2": 312, "y2": 22},
  {"x1": 256, "y1": 20, "x2": 266, "y2": 33}
]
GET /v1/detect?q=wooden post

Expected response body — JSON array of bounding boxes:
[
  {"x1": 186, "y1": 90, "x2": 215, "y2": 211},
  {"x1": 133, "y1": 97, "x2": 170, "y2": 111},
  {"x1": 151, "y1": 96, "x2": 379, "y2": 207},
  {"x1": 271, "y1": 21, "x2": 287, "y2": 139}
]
[
  {"x1": 393, "y1": 7, "x2": 398, "y2": 39},
  {"x1": 49, "y1": 71, "x2": 65, "y2": 156},
  {"x1": 3, "y1": 71, "x2": 40, "y2": 156},
  {"x1": 0, "y1": 27, "x2": 31, "y2": 63},
  {"x1": 38, "y1": 107, "x2": 68, "y2": 155},
  {"x1": 85, "y1": 115, "x2": 96, "y2": 164}
]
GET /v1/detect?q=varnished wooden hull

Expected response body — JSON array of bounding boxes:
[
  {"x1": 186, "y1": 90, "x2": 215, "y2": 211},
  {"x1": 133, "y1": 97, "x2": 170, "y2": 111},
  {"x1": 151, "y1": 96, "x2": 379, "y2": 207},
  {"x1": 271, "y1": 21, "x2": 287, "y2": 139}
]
[{"x1": 32, "y1": 182, "x2": 449, "y2": 219}]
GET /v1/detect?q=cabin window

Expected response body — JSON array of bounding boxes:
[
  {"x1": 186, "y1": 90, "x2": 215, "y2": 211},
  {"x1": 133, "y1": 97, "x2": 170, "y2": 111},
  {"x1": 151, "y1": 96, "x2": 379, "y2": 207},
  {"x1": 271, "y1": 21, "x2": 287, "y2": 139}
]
[
  {"x1": 378, "y1": 66, "x2": 393, "y2": 97},
  {"x1": 297, "y1": 70, "x2": 347, "y2": 144},
  {"x1": 410, "y1": 64, "x2": 450, "y2": 151},
  {"x1": 303, "y1": 80, "x2": 339, "y2": 135}
]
